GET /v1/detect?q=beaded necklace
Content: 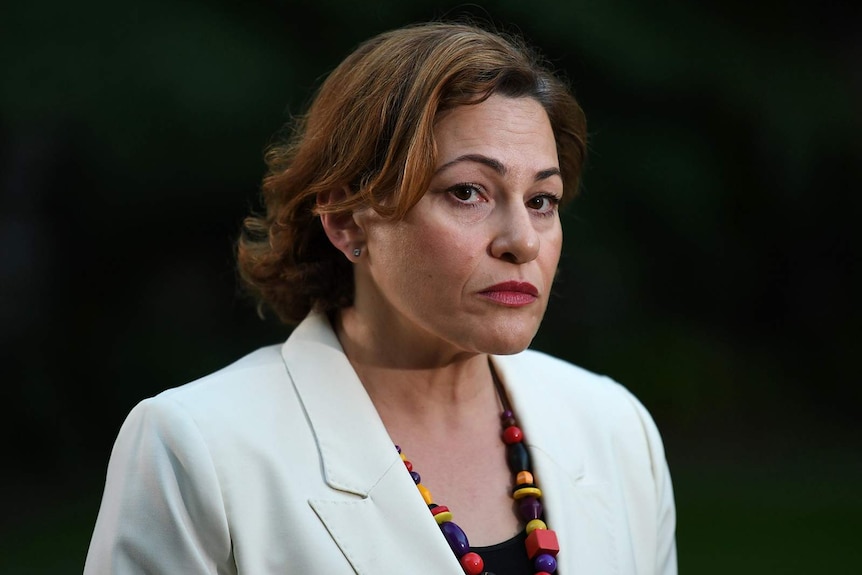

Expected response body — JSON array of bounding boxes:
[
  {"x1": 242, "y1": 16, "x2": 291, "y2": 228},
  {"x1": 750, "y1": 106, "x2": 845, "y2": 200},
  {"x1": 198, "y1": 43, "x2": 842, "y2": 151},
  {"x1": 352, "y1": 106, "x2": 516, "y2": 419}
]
[{"x1": 395, "y1": 376, "x2": 560, "y2": 575}]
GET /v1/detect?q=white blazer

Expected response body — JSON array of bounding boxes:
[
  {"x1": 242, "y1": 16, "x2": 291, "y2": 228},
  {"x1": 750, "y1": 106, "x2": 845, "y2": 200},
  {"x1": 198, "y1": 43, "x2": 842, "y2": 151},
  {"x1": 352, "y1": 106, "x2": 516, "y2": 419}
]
[{"x1": 85, "y1": 312, "x2": 677, "y2": 574}]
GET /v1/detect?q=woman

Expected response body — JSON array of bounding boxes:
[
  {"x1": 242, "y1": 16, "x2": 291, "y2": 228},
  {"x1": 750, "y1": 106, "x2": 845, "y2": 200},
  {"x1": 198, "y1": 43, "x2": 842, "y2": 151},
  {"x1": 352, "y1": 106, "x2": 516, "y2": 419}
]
[{"x1": 85, "y1": 22, "x2": 676, "y2": 575}]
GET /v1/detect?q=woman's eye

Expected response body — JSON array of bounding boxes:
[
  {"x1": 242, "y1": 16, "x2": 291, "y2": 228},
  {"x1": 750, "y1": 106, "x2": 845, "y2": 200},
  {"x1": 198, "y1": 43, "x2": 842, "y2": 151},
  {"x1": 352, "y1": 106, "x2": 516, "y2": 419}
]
[
  {"x1": 449, "y1": 183, "x2": 483, "y2": 203},
  {"x1": 527, "y1": 194, "x2": 561, "y2": 213}
]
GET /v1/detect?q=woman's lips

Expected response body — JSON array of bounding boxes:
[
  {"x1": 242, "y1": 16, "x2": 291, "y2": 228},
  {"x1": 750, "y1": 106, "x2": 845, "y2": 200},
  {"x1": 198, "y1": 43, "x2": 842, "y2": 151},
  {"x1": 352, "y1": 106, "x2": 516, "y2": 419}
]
[{"x1": 478, "y1": 281, "x2": 539, "y2": 307}]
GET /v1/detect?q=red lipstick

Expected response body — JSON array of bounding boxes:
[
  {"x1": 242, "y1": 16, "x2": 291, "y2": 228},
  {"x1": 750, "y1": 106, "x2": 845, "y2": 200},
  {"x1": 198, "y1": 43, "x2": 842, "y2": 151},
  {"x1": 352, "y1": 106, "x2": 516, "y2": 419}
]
[{"x1": 478, "y1": 281, "x2": 539, "y2": 307}]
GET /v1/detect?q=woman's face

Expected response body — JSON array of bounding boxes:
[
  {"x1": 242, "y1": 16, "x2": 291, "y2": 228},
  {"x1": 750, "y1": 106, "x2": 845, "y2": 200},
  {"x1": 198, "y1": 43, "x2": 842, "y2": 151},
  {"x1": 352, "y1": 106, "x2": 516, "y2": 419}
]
[{"x1": 353, "y1": 94, "x2": 563, "y2": 359}]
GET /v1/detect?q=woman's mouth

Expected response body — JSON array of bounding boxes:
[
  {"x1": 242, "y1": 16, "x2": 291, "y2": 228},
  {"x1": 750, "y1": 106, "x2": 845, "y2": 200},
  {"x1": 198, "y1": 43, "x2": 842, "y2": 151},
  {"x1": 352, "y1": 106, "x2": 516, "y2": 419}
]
[{"x1": 478, "y1": 281, "x2": 539, "y2": 307}]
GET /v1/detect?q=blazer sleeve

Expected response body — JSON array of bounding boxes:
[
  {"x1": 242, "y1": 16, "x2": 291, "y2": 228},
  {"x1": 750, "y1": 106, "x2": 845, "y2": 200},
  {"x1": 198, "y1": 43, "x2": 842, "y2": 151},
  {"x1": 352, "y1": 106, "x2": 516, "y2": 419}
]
[
  {"x1": 627, "y1": 392, "x2": 678, "y2": 575},
  {"x1": 84, "y1": 396, "x2": 234, "y2": 574}
]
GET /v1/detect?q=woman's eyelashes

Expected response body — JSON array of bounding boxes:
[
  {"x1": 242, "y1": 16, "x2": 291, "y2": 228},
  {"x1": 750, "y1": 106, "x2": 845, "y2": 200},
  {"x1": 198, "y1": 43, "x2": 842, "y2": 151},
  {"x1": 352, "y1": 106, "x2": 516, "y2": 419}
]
[
  {"x1": 527, "y1": 193, "x2": 562, "y2": 216},
  {"x1": 441, "y1": 181, "x2": 561, "y2": 218},
  {"x1": 447, "y1": 182, "x2": 485, "y2": 204}
]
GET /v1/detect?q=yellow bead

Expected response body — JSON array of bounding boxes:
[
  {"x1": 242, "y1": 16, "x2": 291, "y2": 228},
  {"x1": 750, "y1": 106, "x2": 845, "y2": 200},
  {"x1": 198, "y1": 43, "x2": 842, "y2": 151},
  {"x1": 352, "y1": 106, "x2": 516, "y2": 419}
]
[
  {"x1": 516, "y1": 471, "x2": 534, "y2": 485},
  {"x1": 513, "y1": 486, "x2": 542, "y2": 500},
  {"x1": 526, "y1": 519, "x2": 547, "y2": 534},
  {"x1": 400, "y1": 452, "x2": 407, "y2": 461},
  {"x1": 433, "y1": 511, "x2": 454, "y2": 524},
  {"x1": 417, "y1": 484, "x2": 433, "y2": 504}
]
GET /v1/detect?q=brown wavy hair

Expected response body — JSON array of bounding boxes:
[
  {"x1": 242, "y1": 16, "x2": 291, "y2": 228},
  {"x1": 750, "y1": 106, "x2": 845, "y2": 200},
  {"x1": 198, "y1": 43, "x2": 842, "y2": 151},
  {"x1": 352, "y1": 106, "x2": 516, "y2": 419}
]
[{"x1": 237, "y1": 22, "x2": 587, "y2": 324}]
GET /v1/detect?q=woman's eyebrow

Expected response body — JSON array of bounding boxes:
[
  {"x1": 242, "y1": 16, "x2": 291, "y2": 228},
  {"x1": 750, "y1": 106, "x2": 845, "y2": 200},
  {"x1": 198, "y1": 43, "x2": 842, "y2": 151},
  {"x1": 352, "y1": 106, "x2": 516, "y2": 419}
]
[
  {"x1": 435, "y1": 154, "x2": 561, "y2": 182},
  {"x1": 535, "y1": 167, "x2": 562, "y2": 181},
  {"x1": 436, "y1": 154, "x2": 507, "y2": 175}
]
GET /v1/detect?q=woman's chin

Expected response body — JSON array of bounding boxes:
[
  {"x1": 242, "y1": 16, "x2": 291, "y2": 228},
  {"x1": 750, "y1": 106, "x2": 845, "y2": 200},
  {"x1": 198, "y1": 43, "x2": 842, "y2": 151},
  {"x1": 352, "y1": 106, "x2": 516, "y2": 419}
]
[{"x1": 472, "y1": 326, "x2": 539, "y2": 356}]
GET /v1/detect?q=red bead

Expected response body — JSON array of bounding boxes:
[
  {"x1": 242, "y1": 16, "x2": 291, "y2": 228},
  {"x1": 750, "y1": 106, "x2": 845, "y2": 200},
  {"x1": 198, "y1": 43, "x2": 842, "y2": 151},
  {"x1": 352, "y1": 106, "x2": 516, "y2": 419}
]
[
  {"x1": 432, "y1": 506, "x2": 453, "y2": 524},
  {"x1": 459, "y1": 551, "x2": 484, "y2": 574},
  {"x1": 525, "y1": 528, "x2": 559, "y2": 559},
  {"x1": 404, "y1": 460, "x2": 413, "y2": 471},
  {"x1": 502, "y1": 425, "x2": 523, "y2": 444}
]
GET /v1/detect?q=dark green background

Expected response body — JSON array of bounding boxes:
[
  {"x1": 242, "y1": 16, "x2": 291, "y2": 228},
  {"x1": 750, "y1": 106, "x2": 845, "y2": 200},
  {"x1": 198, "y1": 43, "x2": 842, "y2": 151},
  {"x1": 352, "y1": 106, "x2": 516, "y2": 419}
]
[{"x1": 2, "y1": 0, "x2": 860, "y2": 572}]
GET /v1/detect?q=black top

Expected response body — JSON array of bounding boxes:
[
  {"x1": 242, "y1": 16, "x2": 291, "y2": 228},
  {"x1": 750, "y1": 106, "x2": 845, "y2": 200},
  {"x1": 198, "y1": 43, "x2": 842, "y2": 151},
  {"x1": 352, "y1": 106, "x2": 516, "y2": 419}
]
[{"x1": 472, "y1": 529, "x2": 533, "y2": 575}]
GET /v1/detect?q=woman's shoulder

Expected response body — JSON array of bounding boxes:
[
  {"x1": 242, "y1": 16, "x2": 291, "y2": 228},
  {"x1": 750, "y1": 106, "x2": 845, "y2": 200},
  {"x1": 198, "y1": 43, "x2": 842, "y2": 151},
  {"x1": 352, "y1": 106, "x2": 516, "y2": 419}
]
[
  {"x1": 130, "y1": 343, "x2": 295, "y2": 433},
  {"x1": 160, "y1": 343, "x2": 284, "y2": 397}
]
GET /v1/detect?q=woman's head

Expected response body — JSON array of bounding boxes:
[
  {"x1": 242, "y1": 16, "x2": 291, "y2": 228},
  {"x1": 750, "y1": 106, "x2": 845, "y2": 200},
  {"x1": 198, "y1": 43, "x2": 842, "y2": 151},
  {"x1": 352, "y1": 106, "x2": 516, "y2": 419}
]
[{"x1": 237, "y1": 22, "x2": 587, "y2": 325}]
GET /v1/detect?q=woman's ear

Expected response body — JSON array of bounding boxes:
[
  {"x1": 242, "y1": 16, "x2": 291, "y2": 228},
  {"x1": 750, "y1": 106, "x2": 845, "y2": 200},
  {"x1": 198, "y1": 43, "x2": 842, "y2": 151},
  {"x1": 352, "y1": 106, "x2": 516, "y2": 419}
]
[{"x1": 317, "y1": 187, "x2": 365, "y2": 262}]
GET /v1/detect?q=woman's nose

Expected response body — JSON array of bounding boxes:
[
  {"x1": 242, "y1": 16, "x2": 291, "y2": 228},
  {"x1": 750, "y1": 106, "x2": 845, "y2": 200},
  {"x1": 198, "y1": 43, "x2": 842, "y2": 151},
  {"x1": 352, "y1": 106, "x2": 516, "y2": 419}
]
[{"x1": 489, "y1": 206, "x2": 540, "y2": 264}]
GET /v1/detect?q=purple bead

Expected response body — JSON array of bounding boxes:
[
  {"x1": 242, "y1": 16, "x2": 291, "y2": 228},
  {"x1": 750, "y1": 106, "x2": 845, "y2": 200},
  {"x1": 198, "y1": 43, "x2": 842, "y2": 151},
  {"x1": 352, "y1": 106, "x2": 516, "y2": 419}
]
[
  {"x1": 534, "y1": 553, "x2": 557, "y2": 572},
  {"x1": 439, "y1": 521, "x2": 470, "y2": 557},
  {"x1": 395, "y1": 445, "x2": 401, "y2": 453},
  {"x1": 518, "y1": 496, "x2": 543, "y2": 521},
  {"x1": 501, "y1": 409, "x2": 517, "y2": 427},
  {"x1": 410, "y1": 470, "x2": 421, "y2": 484}
]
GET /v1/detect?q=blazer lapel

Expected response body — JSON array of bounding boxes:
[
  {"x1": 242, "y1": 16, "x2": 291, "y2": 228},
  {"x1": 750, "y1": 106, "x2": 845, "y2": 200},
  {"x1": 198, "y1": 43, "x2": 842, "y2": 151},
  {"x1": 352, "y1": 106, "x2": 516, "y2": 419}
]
[
  {"x1": 281, "y1": 314, "x2": 619, "y2": 574},
  {"x1": 282, "y1": 313, "x2": 462, "y2": 574},
  {"x1": 493, "y1": 354, "x2": 621, "y2": 575}
]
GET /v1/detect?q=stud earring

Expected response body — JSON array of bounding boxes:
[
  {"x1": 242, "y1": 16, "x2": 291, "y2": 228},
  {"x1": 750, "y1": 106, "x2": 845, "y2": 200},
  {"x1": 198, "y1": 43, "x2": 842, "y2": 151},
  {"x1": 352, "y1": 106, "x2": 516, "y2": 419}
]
[{"x1": 353, "y1": 248, "x2": 362, "y2": 257}]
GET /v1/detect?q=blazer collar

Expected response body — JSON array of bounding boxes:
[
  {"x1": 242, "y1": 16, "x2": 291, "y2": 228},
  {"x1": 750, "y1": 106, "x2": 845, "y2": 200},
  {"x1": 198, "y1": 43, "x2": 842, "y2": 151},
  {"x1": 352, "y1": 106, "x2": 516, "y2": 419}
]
[{"x1": 280, "y1": 311, "x2": 396, "y2": 496}]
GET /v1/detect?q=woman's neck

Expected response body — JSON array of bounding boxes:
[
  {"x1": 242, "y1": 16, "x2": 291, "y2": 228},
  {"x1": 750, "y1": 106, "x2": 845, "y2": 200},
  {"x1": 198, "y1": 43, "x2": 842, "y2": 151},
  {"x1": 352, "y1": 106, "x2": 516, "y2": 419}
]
[
  {"x1": 334, "y1": 308, "x2": 522, "y2": 546},
  {"x1": 334, "y1": 307, "x2": 501, "y2": 432}
]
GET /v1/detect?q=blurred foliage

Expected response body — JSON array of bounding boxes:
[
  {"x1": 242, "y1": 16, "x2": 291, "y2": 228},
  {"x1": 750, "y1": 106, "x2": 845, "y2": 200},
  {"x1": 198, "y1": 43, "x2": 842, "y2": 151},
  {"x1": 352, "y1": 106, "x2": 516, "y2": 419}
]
[{"x1": 1, "y1": 0, "x2": 860, "y2": 572}]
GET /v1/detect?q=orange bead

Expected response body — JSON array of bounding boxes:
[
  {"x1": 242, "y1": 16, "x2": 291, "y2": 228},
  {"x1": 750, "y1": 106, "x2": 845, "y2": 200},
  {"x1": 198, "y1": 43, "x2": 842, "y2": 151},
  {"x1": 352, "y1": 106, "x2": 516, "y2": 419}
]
[
  {"x1": 516, "y1": 470, "x2": 534, "y2": 485},
  {"x1": 459, "y1": 552, "x2": 484, "y2": 575}
]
